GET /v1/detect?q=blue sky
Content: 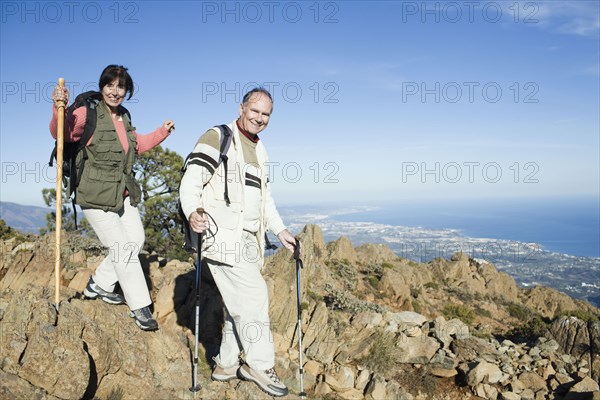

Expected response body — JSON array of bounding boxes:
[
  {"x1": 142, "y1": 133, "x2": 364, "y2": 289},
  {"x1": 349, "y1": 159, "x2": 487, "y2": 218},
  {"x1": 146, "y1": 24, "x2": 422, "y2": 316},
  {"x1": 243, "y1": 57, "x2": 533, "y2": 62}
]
[{"x1": 1, "y1": 0, "x2": 598, "y2": 208}]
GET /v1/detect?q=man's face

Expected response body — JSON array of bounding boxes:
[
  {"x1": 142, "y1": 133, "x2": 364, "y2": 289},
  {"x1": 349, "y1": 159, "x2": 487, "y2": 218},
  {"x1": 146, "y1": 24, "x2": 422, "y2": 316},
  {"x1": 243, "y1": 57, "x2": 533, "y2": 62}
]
[{"x1": 238, "y1": 93, "x2": 273, "y2": 135}]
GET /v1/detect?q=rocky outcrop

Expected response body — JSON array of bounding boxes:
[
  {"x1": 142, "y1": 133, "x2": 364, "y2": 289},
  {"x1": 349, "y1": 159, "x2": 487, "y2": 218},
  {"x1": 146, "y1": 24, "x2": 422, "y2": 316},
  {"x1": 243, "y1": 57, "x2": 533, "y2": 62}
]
[
  {"x1": 0, "y1": 225, "x2": 598, "y2": 399},
  {"x1": 549, "y1": 316, "x2": 600, "y2": 381},
  {"x1": 521, "y1": 286, "x2": 598, "y2": 319},
  {"x1": 429, "y1": 253, "x2": 519, "y2": 301}
]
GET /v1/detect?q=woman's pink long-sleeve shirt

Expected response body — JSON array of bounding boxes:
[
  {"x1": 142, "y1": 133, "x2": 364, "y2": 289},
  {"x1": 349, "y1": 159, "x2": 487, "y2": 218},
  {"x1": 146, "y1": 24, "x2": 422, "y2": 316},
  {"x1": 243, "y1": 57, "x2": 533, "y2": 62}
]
[{"x1": 49, "y1": 105, "x2": 169, "y2": 153}]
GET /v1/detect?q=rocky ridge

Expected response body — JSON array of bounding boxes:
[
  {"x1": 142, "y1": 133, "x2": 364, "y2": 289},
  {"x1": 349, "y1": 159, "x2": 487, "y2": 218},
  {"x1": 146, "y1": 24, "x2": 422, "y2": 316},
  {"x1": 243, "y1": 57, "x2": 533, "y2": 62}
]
[{"x1": 0, "y1": 225, "x2": 598, "y2": 399}]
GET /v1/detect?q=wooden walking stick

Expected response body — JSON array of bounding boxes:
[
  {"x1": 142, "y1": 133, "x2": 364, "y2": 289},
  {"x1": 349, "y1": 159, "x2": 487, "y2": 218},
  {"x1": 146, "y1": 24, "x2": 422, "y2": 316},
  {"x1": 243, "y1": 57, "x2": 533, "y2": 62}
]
[{"x1": 54, "y1": 77, "x2": 66, "y2": 312}]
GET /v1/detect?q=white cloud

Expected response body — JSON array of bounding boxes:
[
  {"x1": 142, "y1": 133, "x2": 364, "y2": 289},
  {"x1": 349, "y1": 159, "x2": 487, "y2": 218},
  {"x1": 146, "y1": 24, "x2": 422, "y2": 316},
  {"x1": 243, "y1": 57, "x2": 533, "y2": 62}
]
[{"x1": 534, "y1": 1, "x2": 600, "y2": 37}]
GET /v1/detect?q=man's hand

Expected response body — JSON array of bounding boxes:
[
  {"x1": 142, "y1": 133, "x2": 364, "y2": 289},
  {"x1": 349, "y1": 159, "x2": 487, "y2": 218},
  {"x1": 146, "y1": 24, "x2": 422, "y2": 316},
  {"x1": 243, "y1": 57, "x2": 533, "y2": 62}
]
[
  {"x1": 277, "y1": 229, "x2": 300, "y2": 254},
  {"x1": 189, "y1": 210, "x2": 209, "y2": 233}
]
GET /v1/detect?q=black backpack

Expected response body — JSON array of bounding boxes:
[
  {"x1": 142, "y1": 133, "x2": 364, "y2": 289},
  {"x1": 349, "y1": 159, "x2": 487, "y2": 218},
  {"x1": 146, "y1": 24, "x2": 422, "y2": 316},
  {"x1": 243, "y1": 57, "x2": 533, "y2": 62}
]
[
  {"x1": 178, "y1": 125, "x2": 233, "y2": 252},
  {"x1": 48, "y1": 91, "x2": 131, "y2": 226},
  {"x1": 178, "y1": 125, "x2": 279, "y2": 253}
]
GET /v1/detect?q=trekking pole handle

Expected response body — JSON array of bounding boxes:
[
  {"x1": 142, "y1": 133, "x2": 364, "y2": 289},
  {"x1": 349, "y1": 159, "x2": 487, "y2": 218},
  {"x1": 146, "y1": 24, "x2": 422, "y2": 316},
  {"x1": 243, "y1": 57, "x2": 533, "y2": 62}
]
[
  {"x1": 293, "y1": 238, "x2": 302, "y2": 266},
  {"x1": 196, "y1": 207, "x2": 204, "y2": 215}
]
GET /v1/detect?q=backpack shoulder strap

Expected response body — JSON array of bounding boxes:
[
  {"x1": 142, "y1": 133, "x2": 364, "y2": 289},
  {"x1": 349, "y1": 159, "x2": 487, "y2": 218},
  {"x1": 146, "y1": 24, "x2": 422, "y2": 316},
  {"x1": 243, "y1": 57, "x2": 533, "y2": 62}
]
[
  {"x1": 216, "y1": 124, "x2": 233, "y2": 205},
  {"x1": 78, "y1": 94, "x2": 100, "y2": 150},
  {"x1": 217, "y1": 124, "x2": 233, "y2": 159}
]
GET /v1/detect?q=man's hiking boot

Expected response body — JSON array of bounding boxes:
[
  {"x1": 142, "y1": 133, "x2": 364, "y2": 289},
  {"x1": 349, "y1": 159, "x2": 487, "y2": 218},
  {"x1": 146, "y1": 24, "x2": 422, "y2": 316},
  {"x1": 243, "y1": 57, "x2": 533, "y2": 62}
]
[
  {"x1": 211, "y1": 362, "x2": 240, "y2": 382},
  {"x1": 238, "y1": 364, "x2": 288, "y2": 397},
  {"x1": 129, "y1": 306, "x2": 158, "y2": 331},
  {"x1": 83, "y1": 277, "x2": 125, "y2": 305}
]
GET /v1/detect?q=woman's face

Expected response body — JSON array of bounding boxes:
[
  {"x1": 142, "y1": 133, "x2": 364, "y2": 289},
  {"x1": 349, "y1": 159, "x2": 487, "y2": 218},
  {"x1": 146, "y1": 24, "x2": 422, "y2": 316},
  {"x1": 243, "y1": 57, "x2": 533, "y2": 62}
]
[{"x1": 101, "y1": 79, "x2": 126, "y2": 110}]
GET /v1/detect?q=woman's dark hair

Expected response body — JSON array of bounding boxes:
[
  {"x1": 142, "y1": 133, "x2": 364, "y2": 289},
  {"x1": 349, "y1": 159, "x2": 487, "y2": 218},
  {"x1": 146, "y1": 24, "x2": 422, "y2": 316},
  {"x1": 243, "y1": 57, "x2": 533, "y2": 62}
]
[{"x1": 99, "y1": 65, "x2": 134, "y2": 100}]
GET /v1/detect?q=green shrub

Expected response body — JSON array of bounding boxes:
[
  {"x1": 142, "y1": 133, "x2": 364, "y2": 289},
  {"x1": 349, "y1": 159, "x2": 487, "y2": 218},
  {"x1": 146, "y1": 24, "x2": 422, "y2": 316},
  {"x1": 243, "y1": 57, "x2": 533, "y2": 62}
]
[
  {"x1": 424, "y1": 281, "x2": 439, "y2": 290},
  {"x1": 475, "y1": 306, "x2": 493, "y2": 319},
  {"x1": 412, "y1": 300, "x2": 422, "y2": 314},
  {"x1": 507, "y1": 302, "x2": 531, "y2": 320},
  {"x1": 360, "y1": 330, "x2": 400, "y2": 373},
  {"x1": 368, "y1": 276, "x2": 380, "y2": 288},
  {"x1": 507, "y1": 316, "x2": 549, "y2": 342},
  {"x1": 442, "y1": 304, "x2": 476, "y2": 325},
  {"x1": 307, "y1": 288, "x2": 323, "y2": 303},
  {"x1": 382, "y1": 262, "x2": 394, "y2": 269},
  {"x1": 556, "y1": 309, "x2": 599, "y2": 323}
]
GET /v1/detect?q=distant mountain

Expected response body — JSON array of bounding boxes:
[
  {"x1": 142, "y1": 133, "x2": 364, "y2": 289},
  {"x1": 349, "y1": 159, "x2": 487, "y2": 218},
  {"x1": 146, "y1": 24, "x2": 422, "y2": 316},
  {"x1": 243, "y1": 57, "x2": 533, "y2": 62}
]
[{"x1": 0, "y1": 202, "x2": 49, "y2": 233}]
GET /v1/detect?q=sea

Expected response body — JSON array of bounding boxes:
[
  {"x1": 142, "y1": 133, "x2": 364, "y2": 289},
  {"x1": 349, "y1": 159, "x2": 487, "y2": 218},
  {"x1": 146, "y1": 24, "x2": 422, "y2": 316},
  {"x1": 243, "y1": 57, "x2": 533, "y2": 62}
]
[{"x1": 325, "y1": 195, "x2": 600, "y2": 258}]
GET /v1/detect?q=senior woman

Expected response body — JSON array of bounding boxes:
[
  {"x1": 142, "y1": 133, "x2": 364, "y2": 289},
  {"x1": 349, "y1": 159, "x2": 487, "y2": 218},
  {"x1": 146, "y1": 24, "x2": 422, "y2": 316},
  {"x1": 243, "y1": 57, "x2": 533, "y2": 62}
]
[{"x1": 50, "y1": 65, "x2": 174, "y2": 331}]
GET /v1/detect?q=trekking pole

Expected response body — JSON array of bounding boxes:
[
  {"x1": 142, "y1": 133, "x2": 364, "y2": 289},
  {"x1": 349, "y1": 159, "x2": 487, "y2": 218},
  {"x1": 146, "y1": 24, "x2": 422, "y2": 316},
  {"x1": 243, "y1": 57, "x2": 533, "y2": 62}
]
[
  {"x1": 293, "y1": 238, "x2": 306, "y2": 398},
  {"x1": 54, "y1": 77, "x2": 66, "y2": 313},
  {"x1": 190, "y1": 207, "x2": 204, "y2": 393}
]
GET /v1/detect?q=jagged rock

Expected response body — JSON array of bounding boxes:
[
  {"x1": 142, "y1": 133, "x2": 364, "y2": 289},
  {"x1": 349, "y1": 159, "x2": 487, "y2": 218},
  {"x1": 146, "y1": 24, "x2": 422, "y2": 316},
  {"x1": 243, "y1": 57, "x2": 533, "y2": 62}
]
[
  {"x1": 339, "y1": 388, "x2": 365, "y2": 400},
  {"x1": 387, "y1": 382, "x2": 414, "y2": 400},
  {"x1": 550, "y1": 372, "x2": 576, "y2": 393},
  {"x1": 396, "y1": 332, "x2": 440, "y2": 364},
  {"x1": 588, "y1": 321, "x2": 600, "y2": 381},
  {"x1": 430, "y1": 351, "x2": 456, "y2": 370},
  {"x1": 467, "y1": 361, "x2": 504, "y2": 386},
  {"x1": 365, "y1": 375, "x2": 387, "y2": 400},
  {"x1": 13, "y1": 295, "x2": 89, "y2": 400},
  {"x1": 386, "y1": 311, "x2": 428, "y2": 327},
  {"x1": 549, "y1": 315, "x2": 600, "y2": 381},
  {"x1": 430, "y1": 367, "x2": 458, "y2": 378},
  {"x1": 433, "y1": 316, "x2": 470, "y2": 348},
  {"x1": 324, "y1": 365, "x2": 355, "y2": 391},
  {"x1": 476, "y1": 259, "x2": 519, "y2": 300},
  {"x1": 520, "y1": 388, "x2": 535, "y2": 400},
  {"x1": 355, "y1": 368, "x2": 372, "y2": 392},
  {"x1": 563, "y1": 376, "x2": 600, "y2": 399},
  {"x1": 537, "y1": 338, "x2": 560, "y2": 356},
  {"x1": 11, "y1": 241, "x2": 35, "y2": 255},
  {"x1": 537, "y1": 362, "x2": 556, "y2": 380},
  {"x1": 327, "y1": 236, "x2": 358, "y2": 264},
  {"x1": 520, "y1": 286, "x2": 594, "y2": 319},
  {"x1": 476, "y1": 383, "x2": 499, "y2": 400},
  {"x1": 517, "y1": 371, "x2": 547, "y2": 393},
  {"x1": 67, "y1": 269, "x2": 93, "y2": 292},
  {"x1": 452, "y1": 337, "x2": 500, "y2": 363},
  {"x1": 351, "y1": 311, "x2": 383, "y2": 329},
  {"x1": 500, "y1": 391, "x2": 521, "y2": 400},
  {"x1": 0, "y1": 369, "x2": 59, "y2": 400},
  {"x1": 303, "y1": 359, "x2": 322, "y2": 377},
  {"x1": 355, "y1": 243, "x2": 398, "y2": 264},
  {"x1": 302, "y1": 302, "x2": 342, "y2": 364},
  {"x1": 378, "y1": 268, "x2": 412, "y2": 304},
  {"x1": 314, "y1": 380, "x2": 332, "y2": 397}
]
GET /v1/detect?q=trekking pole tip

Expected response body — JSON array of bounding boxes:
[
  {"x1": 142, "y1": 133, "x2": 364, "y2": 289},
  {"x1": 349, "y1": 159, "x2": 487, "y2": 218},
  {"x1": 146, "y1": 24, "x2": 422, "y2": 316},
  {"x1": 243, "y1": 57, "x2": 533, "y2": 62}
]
[{"x1": 189, "y1": 385, "x2": 201, "y2": 392}]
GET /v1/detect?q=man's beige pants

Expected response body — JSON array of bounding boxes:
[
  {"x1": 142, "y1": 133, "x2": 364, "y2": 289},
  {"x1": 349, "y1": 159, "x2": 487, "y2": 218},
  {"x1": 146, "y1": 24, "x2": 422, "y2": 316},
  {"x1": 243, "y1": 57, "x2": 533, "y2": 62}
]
[{"x1": 208, "y1": 231, "x2": 275, "y2": 371}]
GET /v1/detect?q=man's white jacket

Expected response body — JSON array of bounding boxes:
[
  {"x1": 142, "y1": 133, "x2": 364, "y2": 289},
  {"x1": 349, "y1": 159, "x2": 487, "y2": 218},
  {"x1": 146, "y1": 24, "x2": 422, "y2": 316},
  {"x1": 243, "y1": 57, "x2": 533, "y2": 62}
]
[{"x1": 179, "y1": 121, "x2": 286, "y2": 265}]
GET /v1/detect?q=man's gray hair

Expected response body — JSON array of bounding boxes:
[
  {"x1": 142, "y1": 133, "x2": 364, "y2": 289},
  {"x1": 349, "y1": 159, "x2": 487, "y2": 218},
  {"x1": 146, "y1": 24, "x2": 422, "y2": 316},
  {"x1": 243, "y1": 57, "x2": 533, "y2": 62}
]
[{"x1": 242, "y1": 87, "x2": 273, "y2": 105}]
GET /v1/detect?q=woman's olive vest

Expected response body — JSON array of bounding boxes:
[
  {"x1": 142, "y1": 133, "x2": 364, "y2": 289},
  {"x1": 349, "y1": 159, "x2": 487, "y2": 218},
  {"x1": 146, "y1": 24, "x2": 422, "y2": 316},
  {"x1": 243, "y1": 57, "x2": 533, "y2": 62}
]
[{"x1": 75, "y1": 102, "x2": 142, "y2": 212}]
